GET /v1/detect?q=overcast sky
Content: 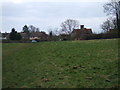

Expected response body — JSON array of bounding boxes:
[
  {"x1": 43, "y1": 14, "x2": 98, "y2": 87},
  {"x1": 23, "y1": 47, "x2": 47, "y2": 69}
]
[{"x1": 1, "y1": 0, "x2": 109, "y2": 34}]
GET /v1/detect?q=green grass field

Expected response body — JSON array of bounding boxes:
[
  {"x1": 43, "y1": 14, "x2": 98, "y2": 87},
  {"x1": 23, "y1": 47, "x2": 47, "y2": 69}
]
[{"x1": 2, "y1": 39, "x2": 119, "y2": 88}]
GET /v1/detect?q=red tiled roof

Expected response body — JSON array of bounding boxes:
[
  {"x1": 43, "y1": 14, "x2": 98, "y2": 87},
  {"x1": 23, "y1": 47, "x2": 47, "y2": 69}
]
[{"x1": 72, "y1": 28, "x2": 92, "y2": 34}]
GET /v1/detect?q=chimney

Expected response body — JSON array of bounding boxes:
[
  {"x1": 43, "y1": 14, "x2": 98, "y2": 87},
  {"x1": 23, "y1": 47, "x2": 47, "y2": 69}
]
[{"x1": 80, "y1": 25, "x2": 84, "y2": 29}]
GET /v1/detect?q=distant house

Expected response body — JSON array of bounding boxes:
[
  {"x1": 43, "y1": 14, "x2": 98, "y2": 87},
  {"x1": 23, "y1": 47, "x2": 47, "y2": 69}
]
[
  {"x1": 20, "y1": 32, "x2": 29, "y2": 39},
  {"x1": 71, "y1": 25, "x2": 92, "y2": 40},
  {"x1": 20, "y1": 31, "x2": 48, "y2": 41},
  {"x1": 1, "y1": 33, "x2": 10, "y2": 40},
  {"x1": 107, "y1": 29, "x2": 118, "y2": 33},
  {"x1": 29, "y1": 32, "x2": 48, "y2": 41},
  {"x1": 1, "y1": 31, "x2": 48, "y2": 42}
]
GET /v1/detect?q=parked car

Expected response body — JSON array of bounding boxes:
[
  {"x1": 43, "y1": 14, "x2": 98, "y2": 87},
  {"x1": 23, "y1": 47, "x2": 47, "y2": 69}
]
[{"x1": 31, "y1": 40, "x2": 37, "y2": 43}]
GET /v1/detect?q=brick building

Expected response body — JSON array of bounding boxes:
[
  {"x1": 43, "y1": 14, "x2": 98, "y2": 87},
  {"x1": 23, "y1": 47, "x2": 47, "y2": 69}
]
[{"x1": 71, "y1": 25, "x2": 92, "y2": 40}]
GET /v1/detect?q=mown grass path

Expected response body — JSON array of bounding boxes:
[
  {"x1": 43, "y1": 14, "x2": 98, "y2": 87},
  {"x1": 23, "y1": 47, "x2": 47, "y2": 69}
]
[{"x1": 2, "y1": 39, "x2": 119, "y2": 88}]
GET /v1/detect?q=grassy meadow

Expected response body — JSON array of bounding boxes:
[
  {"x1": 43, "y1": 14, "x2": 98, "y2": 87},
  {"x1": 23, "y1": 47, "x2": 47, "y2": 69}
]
[{"x1": 2, "y1": 39, "x2": 119, "y2": 88}]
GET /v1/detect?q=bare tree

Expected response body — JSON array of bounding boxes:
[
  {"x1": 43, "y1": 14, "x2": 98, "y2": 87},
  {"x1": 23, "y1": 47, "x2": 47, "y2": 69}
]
[
  {"x1": 48, "y1": 27, "x2": 60, "y2": 36},
  {"x1": 101, "y1": 18, "x2": 116, "y2": 32},
  {"x1": 36, "y1": 28, "x2": 40, "y2": 32},
  {"x1": 54, "y1": 28, "x2": 60, "y2": 36},
  {"x1": 61, "y1": 19, "x2": 79, "y2": 34},
  {"x1": 103, "y1": 0, "x2": 120, "y2": 30},
  {"x1": 29, "y1": 25, "x2": 36, "y2": 32},
  {"x1": 28, "y1": 25, "x2": 40, "y2": 32}
]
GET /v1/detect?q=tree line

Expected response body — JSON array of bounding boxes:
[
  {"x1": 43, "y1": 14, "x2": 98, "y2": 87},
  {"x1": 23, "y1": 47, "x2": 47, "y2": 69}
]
[
  {"x1": 9, "y1": 25, "x2": 40, "y2": 40},
  {"x1": 101, "y1": 0, "x2": 120, "y2": 32},
  {"x1": 8, "y1": 0, "x2": 120, "y2": 41}
]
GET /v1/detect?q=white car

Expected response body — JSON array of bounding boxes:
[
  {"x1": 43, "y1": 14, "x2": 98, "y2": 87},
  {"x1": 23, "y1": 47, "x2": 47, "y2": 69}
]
[{"x1": 31, "y1": 40, "x2": 37, "y2": 43}]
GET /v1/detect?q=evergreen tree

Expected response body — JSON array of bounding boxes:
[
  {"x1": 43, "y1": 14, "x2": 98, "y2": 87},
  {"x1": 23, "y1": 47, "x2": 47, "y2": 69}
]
[
  {"x1": 16, "y1": 33, "x2": 22, "y2": 40},
  {"x1": 9, "y1": 28, "x2": 22, "y2": 40},
  {"x1": 23, "y1": 25, "x2": 29, "y2": 34},
  {"x1": 22, "y1": 25, "x2": 30, "y2": 39}
]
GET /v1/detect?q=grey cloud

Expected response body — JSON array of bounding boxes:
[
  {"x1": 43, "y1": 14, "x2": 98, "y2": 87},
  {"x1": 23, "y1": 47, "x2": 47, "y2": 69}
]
[
  {"x1": 2, "y1": 2, "x2": 107, "y2": 33},
  {"x1": 2, "y1": 2, "x2": 106, "y2": 18}
]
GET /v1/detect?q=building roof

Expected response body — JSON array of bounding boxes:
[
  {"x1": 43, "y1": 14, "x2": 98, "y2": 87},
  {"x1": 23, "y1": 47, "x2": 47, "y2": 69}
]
[
  {"x1": 30, "y1": 32, "x2": 48, "y2": 37},
  {"x1": 2, "y1": 33, "x2": 10, "y2": 37},
  {"x1": 72, "y1": 28, "x2": 92, "y2": 34}
]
